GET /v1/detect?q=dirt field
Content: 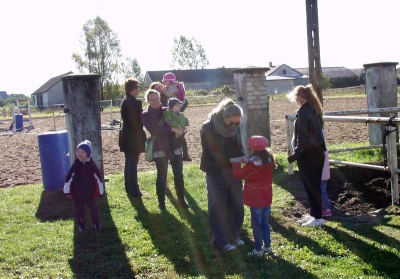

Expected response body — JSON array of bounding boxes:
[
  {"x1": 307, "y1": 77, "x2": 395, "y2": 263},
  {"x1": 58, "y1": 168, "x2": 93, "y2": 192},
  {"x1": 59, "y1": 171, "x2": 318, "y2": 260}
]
[{"x1": 1, "y1": 97, "x2": 397, "y2": 221}]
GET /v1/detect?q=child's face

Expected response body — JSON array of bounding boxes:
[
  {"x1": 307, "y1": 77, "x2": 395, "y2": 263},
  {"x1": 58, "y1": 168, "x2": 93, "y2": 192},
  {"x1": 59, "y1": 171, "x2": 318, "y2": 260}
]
[
  {"x1": 172, "y1": 103, "x2": 181, "y2": 112},
  {"x1": 76, "y1": 149, "x2": 88, "y2": 161},
  {"x1": 164, "y1": 80, "x2": 171, "y2": 85}
]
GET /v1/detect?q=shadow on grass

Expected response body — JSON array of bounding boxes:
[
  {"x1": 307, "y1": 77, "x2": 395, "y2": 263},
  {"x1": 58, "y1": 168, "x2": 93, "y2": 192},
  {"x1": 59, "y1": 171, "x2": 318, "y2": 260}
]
[
  {"x1": 36, "y1": 189, "x2": 136, "y2": 278},
  {"x1": 270, "y1": 218, "x2": 337, "y2": 257},
  {"x1": 325, "y1": 222, "x2": 400, "y2": 278},
  {"x1": 35, "y1": 188, "x2": 74, "y2": 221},
  {"x1": 130, "y1": 185, "x2": 320, "y2": 278}
]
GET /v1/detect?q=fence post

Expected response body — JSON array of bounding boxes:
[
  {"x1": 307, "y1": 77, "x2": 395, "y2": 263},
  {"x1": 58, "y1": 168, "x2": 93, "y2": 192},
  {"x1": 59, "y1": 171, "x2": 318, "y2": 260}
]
[
  {"x1": 387, "y1": 124, "x2": 399, "y2": 205},
  {"x1": 286, "y1": 116, "x2": 294, "y2": 174},
  {"x1": 232, "y1": 67, "x2": 270, "y2": 155}
]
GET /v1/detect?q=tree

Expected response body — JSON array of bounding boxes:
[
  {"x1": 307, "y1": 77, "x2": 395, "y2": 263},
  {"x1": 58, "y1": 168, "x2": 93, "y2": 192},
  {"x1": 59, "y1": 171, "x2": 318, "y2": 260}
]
[
  {"x1": 322, "y1": 73, "x2": 332, "y2": 89},
  {"x1": 72, "y1": 16, "x2": 123, "y2": 100},
  {"x1": 171, "y1": 35, "x2": 209, "y2": 70},
  {"x1": 123, "y1": 58, "x2": 147, "y2": 92}
]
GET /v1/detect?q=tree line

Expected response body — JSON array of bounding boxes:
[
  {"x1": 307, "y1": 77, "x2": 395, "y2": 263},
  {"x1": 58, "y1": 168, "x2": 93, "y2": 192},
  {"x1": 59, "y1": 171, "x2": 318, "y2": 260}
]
[{"x1": 72, "y1": 16, "x2": 209, "y2": 100}]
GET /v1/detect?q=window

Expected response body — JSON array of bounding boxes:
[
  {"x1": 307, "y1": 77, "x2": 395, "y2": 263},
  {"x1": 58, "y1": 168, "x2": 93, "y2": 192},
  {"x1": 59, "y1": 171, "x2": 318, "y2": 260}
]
[{"x1": 283, "y1": 70, "x2": 287, "y2": 75}]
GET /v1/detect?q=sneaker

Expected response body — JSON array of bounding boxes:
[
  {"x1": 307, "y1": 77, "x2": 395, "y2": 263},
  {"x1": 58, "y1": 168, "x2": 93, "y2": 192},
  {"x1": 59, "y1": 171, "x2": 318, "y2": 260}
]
[
  {"x1": 234, "y1": 239, "x2": 245, "y2": 246},
  {"x1": 248, "y1": 249, "x2": 263, "y2": 257},
  {"x1": 158, "y1": 203, "x2": 166, "y2": 211},
  {"x1": 94, "y1": 224, "x2": 102, "y2": 231},
  {"x1": 179, "y1": 202, "x2": 191, "y2": 209},
  {"x1": 322, "y1": 209, "x2": 332, "y2": 217},
  {"x1": 78, "y1": 225, "x2": 87, "y2": 233},
  {"x1": 262, "y1": 246, "x2": 273, "y2": 254},
  {"x1": 297, "y1": 215, "x2": 314, "y2": 224},
  {"x1": 182, "y1": 153, "x2": 192, "y2": 161},
  {"x1": 223, "y1": 244, "x2": 237, "y2": 252},
  {"x1": 302, "y1": 218, "x2": 324, "y2": 227}
]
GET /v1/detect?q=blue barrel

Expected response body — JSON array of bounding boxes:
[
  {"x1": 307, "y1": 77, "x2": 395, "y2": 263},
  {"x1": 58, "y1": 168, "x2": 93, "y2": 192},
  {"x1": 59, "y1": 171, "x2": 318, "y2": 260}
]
[
  {"x1": 15, "y1": 114, "x2": 23, "y2": 131},
  {"x1": 38, "y1": 131, "x2": 70, "y2": 190}
]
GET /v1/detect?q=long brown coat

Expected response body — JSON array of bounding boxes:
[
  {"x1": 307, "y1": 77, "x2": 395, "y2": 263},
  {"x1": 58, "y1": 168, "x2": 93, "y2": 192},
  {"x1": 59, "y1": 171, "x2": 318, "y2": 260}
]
[{"x1": 119, "y1": 94, "x2": 146, "y2": 154}]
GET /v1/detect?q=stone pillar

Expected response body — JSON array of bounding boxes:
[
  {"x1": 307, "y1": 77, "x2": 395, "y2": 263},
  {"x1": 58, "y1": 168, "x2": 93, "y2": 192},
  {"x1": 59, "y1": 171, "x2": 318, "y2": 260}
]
[
  {"x1": 61, "y1": 74, "x2": 104, "y2": 181},
  {"x1": 363, "y1": 62, "x2": 399, "y2": 144},
  {"x1": 233, "y1": 67, "x2": 270, "y2": 155}
]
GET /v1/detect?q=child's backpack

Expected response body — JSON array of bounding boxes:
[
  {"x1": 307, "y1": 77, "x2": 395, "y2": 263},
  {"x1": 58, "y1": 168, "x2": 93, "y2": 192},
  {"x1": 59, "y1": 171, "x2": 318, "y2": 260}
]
[{"x1": 176, "y1": 81, "x2": 185, "y2": 101}]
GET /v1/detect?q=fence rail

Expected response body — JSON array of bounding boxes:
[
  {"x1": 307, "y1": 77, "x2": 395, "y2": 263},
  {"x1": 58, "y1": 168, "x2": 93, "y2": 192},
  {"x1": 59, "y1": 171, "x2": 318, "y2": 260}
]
[{"x1": 286, "y1": 109, "x2": 400, "y2": 205}]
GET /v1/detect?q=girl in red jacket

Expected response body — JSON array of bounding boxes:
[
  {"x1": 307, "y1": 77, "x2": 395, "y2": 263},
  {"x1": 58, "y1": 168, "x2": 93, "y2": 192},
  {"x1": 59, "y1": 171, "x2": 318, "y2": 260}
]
[{"x1": 231, "y1": 136, "x2": 277, "y2": 257}]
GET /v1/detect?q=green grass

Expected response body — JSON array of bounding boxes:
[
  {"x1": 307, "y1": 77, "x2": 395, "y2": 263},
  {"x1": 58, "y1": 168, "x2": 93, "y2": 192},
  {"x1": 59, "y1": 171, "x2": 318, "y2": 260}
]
[{"x1": 1, "y1": 147, "x2": 400, "y2": 278}]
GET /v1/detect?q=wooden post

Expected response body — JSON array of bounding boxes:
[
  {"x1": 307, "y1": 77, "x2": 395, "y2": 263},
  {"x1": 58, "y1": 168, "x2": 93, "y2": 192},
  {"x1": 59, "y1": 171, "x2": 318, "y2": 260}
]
[
  {"x1": 387, "y1": 124, "x2": 399, "y2": 205},
  {"x1": 306, "y1": 0, "x2": 323, "y2": 105},
  {"x1": 62, "y1": 74, "x2": 104, "y2": 182},
  {"x1": 363, "y1": 62, "x2": 399, "y2": 145},
  {"x1": 233, "y1": 67, "x2": 270, "y2": 155}
]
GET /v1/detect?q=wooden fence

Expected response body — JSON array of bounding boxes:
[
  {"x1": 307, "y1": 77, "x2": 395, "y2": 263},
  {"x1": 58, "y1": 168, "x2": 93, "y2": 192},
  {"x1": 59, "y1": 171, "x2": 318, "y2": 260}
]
[{"x1": 286, "y1": 107, "x2": 400, "y2": 205}]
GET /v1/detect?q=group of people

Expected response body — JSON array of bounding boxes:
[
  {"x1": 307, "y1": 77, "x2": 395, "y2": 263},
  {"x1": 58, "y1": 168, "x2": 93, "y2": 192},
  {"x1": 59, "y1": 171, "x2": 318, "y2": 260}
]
[{"x1": 63, "y1": 79, "x2": 332, "y2": 258}]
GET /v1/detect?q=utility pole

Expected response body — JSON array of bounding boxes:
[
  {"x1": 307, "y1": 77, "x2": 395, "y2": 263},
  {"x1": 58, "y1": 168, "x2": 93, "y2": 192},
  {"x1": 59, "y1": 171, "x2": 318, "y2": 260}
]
[{"x1": 306, "y1": 0, "x2": 323, "y2": 105}]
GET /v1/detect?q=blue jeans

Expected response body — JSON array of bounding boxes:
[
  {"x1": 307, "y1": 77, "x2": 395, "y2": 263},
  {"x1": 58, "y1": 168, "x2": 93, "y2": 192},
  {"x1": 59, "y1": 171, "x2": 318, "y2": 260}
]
[
  {"x1": 124, "y1": 152, "x2": 141, "y2": 196},
  {"x1": 154, "y1": 155, "x2": 186, "y2": 206},
  {"x1": 206, "y1": 169, "x2": 244, "y2": 248},
  {"x1": 250, "y1": 206, "x2": 271, "y2": 251},
  {"x1": 321, "y1": 180, "x2": 331, "y2": 210}
]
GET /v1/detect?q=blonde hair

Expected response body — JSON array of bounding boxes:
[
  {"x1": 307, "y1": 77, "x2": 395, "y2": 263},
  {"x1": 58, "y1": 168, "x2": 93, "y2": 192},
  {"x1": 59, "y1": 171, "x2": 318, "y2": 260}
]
[
  {"x1": 287, "y1": 84, "x2": 323, "y2": 116},
  {"x1": 209, "y1": 98, "x2": 243, "y2": 119}
]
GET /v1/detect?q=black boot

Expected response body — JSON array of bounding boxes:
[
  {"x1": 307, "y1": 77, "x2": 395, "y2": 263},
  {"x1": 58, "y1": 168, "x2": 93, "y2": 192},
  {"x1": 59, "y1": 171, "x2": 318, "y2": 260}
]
[{"x1": 179, "y1": 136, "x2": 192, "y2": 161}]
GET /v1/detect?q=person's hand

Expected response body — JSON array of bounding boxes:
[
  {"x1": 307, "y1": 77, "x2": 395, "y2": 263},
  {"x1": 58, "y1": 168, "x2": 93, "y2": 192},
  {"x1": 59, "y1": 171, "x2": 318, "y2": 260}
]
[
  {"x1": 287, "y1": 155, "x2": 296, "y2": 163},
  {"x1": 172, "y1": 127, "x2": 183, "y2": 137},
  {"x1": 230, "y1": 157, "x2": 240, "y2": 163}
]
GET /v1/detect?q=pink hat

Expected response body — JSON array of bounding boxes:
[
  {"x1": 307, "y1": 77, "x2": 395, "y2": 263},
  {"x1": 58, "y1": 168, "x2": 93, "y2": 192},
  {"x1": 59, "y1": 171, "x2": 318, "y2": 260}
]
[
  {"x1": 247, "y1": 136, "x2": 269, "y2": 151},
  {"x1": 162, "y1": 72, "x2": 176, "y2": 82}
]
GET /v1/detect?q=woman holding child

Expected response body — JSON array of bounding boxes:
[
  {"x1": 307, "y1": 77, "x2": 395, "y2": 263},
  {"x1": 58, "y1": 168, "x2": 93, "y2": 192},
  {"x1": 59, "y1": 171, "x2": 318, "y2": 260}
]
[
  {"x1": 141, "y1": 89, "x2": 190, "y2": 211},
  {"x1": 200, "y1": 99, "x2": 245, "y2": 252}
]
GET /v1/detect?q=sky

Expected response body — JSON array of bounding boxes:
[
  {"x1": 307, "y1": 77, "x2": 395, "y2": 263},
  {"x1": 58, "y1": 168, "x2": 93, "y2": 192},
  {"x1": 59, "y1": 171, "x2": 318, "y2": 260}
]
[{"x1": 0, "y1": 0, "x2": 399, "y2": 96}]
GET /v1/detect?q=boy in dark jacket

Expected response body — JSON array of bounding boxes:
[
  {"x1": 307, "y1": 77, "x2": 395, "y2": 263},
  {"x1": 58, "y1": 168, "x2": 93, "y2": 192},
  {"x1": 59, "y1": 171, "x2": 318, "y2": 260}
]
[{"x1": 64, "y1": 140, "x2": 104, "y2": 232}]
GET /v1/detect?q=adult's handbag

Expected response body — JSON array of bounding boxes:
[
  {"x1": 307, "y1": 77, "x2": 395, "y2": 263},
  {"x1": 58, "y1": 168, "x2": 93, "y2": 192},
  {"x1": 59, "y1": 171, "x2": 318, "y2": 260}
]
[{"x1": 145, "y1": 137, "x2": 155, "y2": 162}]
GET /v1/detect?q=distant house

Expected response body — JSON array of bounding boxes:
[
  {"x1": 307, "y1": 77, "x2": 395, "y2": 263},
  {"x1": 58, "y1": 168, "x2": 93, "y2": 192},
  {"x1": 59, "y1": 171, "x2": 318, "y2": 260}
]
[
  {"x1": 31, "y1": 72, "x2": 73, "y2": 108},
  {"x1": 295, "y1": 67, "x2": 358, "y2": 79},
  {"x1": 295, "y1": 67, "x2": 365, "y2": 88},
  {"x1": 0, "y1": 91, "x2": 7, "y2": 100},
  {"x1": 266, "y1": 63, "x2": 309, "y2": 94},
  {"x1": 145, "y1": 65, "x2": 309, "y2": 94},
  {"x1": 144, "y1": 68, "x2": 238, "y2": 91},
  {"x1": 351, "y1": 68, "x2": 365, "y2": 77}
]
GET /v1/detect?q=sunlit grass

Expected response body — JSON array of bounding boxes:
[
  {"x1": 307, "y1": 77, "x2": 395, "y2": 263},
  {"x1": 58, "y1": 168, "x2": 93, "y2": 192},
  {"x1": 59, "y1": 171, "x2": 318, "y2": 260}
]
[{"x1": 1, "y1": 147, "x2": 400, "y2": 278}]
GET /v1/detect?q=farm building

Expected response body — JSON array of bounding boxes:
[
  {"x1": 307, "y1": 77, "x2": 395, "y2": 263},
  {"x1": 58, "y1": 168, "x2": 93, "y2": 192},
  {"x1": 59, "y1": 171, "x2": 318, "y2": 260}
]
[
  {"x1": 265, "y1": 63, "x2": 309, "y2": 94},
  {"x1": 31, "y1": 72, "x2": 73, "y2": 108},
  {"x1": 144, "y1": 68, "x2": 237, "y2": 91},
  {"x1": 145, "y1": 65, "x2": 309, "y2": 94}
]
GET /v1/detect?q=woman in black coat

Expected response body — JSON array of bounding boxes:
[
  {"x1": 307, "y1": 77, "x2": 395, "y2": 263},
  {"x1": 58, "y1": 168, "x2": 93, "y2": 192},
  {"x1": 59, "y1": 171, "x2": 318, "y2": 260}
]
[
  {"x1": 287, "y1": 84, "x2": 326, "y2": 226},
  {"x1": 119, "y1": 78, "x2": 146, "y2": 197}
]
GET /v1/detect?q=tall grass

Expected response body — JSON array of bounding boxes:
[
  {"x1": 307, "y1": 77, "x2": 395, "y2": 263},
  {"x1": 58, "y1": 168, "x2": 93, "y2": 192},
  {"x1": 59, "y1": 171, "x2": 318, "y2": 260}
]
[{"x1": 1, "y1": 146, "x2": 400, "y2": 278}]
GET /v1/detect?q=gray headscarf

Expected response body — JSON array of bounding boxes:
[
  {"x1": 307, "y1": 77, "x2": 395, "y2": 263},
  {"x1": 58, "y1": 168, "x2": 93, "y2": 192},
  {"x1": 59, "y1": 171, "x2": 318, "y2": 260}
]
[{"x1": 210, "y1": 113, "x2": 239, "y2": 138}]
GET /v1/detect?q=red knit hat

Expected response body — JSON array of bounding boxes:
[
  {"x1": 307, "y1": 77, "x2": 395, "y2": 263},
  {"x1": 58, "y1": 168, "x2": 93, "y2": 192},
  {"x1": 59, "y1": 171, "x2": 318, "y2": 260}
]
[
  {"x1": 162, "y1": 72, "x2": 176, "y2": 82},
  {"x1": 247, "y1": 136, "x2": 269, "y2": 151}
]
